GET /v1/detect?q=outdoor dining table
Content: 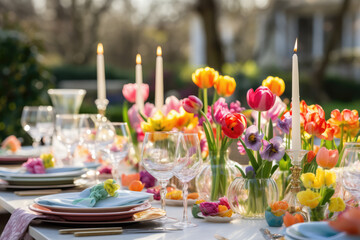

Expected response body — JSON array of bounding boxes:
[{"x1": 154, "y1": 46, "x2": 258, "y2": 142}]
[{"x1": 0, "y1": 189, "x2": 284, "y2": 240}]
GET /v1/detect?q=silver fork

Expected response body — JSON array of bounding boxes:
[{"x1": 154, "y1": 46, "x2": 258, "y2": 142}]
[{"x1": 259, "y1": 228, "x2": 284, "y2": 240}]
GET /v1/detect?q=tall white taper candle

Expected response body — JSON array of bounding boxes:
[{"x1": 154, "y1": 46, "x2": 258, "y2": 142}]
[
  {"x1": 135, "y1": 54, "x2": 144, "y2": 113},
  {"x1": 155, "y1": 46, "x2": 164, "y2": 111},
  {"x1": 97, "y1": 43, "x2": 106, "y2": 100},
  {"x1": 291, "y1": 39, "x2": 301, "y2": 151}
]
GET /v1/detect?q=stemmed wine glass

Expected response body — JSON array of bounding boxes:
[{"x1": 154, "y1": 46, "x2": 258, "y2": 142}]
[
  {"x1": 21, "y1": 106, "x2": 42, "y2": 148},
  {"x1": 341, "y1": 147, "x2": 360, "y2": 203},
  {"x1": 55, "y1": 114, "x2": 80, "y2": 166},
  {"x1": 173, "y1": 132, "x2": 203, "y2": 228},
  {"x1": 141, "y1": 131, "x2": 180, "y2": 222},
  {"x1": 36, "y1": 106, "x2": 55, "y2": 151},
  {"x1": 79, "y1": 114, "x2": 98, "y2": 161},
  {"x1": 108, "y1": 122, "x2": 132, "y2": 187}
]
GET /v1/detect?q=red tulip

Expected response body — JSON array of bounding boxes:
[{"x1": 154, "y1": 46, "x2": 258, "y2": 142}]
[
  {"x1": 316, "y1": 147, "x2": 339, "y2": 169},
  {"x1": 122, "y1": 83, "x2": 149, "y2": 103},
  {"x1": 182, "y1": 95, "x2": 203, "y2": 114},
  {"x1": 303, "y1": 104, "x2": 326, "y2": 136},
  {"x1": 319, "y1": 123, "x2": 335, "y2": 141},
  {"x1": 221, "y1": 113, "x2": 247, "y2": 139},
  {"x1": 247, "y1": 86, "x2": 276, "y2": 111}
]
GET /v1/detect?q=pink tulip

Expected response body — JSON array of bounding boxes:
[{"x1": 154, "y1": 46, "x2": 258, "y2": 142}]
[
  {"x1": 183, "y1": 95, "x2": 203, "y2": 114},
  {"x1": 316, "y1": 147, "x2": 339, "y2": 169},
  {"x1": 162, "y1": 96, "x2": 181, "y2": 115},
  {"x1": 128, "y1": 103, "x2": 155, "y2": 129},
  {"x1": 122, "y1": 83, "x2": 149, "y2": 103},
  {"x1": 247, "y1": 86, "x2": 276, "y2": 111}
]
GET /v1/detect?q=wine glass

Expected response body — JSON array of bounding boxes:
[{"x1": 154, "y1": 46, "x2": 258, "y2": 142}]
[
  {"x1": 79, "y1": 114, "x2": 98, "y2": 161},
  {"x1": 173, "y1": 132, "x2": 203, "y2": 228},
  {"x1": 107, "y1": 123, "x2": 132, "y2": 186},
  {"x1": 141, "y1": 131, "x2": 180, "y2": 222},
  {"x1": 341, "y1": 147, "x2": 360, "y2": 202},
  {"x1": 21, "y1": 106, "x2": 41, "y2": 148},
  {"x1": 55, "y1": 114, "x2": 80, "y2": 166},
  {"x1": 36, "y1": 106, "x2": 54, "y2": 151}
]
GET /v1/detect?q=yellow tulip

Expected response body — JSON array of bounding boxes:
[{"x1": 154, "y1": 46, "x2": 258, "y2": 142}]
[
  {"x1": 297, "y1": 189, "x2": 321, "y2": 209},
  {"x1": 313, "y1": 168, "x2": 325, "y2": 189},
  {"x1": 325, "y1": 170, "x2": 337, "y2": 187},
  {"x1": 328, "y1": 197, "x2": 345, "y2": 212},
  {"x1": 192, "y1": 67, "x2": 219, "y2": 89},
  {"x1": 213, "y1": 75, "x2": 236, "y2": 97},
  {"x1": 141, "y1": 111, "x2": 175, "y2": 132},
  {"x1": 262, "y1": 76, "x2": 285, "y2": 96},
  {"x1": 300, "y1": 173, "x2": 315, "y2": 189}
]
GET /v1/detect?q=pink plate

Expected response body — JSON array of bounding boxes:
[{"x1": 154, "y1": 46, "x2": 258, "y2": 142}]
[{"x1": 29, "y1": 202, "x2": 151, "y2": 222}]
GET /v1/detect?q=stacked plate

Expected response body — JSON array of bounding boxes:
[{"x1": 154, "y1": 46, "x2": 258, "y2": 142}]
[
  {"x1": 0, "y1": 167, "x2": 89, "y2": 189},
  {"x1": 0, "y1": 146, "x2": 41, "y2": 164},
  {"x1": 29, "y1": 190, "x2": 163, "y2": 225}
]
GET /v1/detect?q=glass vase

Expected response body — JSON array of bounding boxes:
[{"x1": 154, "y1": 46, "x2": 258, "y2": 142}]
[
  {"x1": 308, "y1": 204, "x2": 327, "y2": 221},
  {"x1": 195, "y1": 150, "x2": 240, "y2": 201},
  {"x1": 227, "y1": 177, "x2": 278, "y2": 219},
  {"x1": 273, "y1": 169, "x2": 291, "y2": 201}
]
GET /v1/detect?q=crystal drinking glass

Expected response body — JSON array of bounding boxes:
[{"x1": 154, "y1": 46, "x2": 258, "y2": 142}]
[
  {"x1": 341, "y1": 147, "x2": 360, "y2": 202},
  {"x1": 21, "y1": 106, "x2": 41, "y2": 148},
  {"x1": 141, "y1": 131, "x2": 180, "y2": 222},
  {"x1": 173, "y1": 132, "x2": 203, "y2": 228},
  {"x1": 36, "y1": 106, "x2": 54, "y2": 151},
  {"x1": 55, "y1": 114, "x2": 80, "y2": 166},
  {"x1": 108, "y1": 122, "x2": 132, "y2": 187},
  {"x1": 79, "y1": 114, "x2": 99, "y2": 161}
]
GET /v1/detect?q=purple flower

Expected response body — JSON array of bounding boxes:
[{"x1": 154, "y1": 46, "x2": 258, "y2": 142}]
[
  {"x1": 146, "y1": 188, "x2": 160, "y2": 200},
  {"x1": 277, "y1": 117, "x2": 292, "y2": 134},
  {"x1": 214, "y1": 108, "x2": 229, "y2": 124},
  {"x1": 244, "y1": 125, "x2": 264, "y2": 151},
  {"x1": 260, "y1": 136, "x2": 285, "y2": 162},
  {"x1": 140, "y1": 170, "x2": 156, "y2": 188},
  {"x1": 98, "y1": 165, "x2": 112, "y2": 174},
  {"x1": 229, "y1": 100, "x2": 245, "y2": 113},
  {"x1": 199, "y1": 202, "x2": 219, "y2": 216},
  {"x1": 245, "y1": 166, "x2": 255, "y2": 178},
  {"x1": 22, "y1": 158, "x2": 46, "y2": 174},
  {"x1": 219, "y1": 197, "x2": 231, "y2": 209},
  {"x1": 213, "y1": 98, "x2": 228, "y2": 112}
]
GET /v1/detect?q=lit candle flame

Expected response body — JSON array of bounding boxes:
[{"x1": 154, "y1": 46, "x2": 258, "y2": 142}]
[
  {"x1": 97, "y1": 43, "x2": 104, "y2": 54},
  {"x1": 157, "y1": 46, "x2": 162, "y2": 56},
  {"x1": 294, "y1": 38, "x2": 298, "y2": 53},
  {"x1": 136, "y1": 54, "x2": 141, "y2": 64}
]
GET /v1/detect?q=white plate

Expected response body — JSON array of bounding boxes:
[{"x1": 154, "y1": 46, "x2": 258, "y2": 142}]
[
  {"x1": 0, "y1": 169, "x2": 87, "y2": 179},
  {"x1": 1, "y1": 183, "x2": 77, "y2": 189},
  {"x1": 165, "y1": 199, "x2": 197, "y2": 206},
  {"x1": 198, "y1": 213, "x2": 239, "y2": 223}
]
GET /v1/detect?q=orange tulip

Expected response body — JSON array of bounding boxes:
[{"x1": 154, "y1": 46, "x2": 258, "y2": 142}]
[
  {"x1": 1, "y1": 135, "x2": 21, "y2": 153},
  {"x1": 192, "y1": 67, "x2": 219, "y2": 89},
  {"x1": 316, "y1": 147, "x2": 339, "y2": 169},
  {"x1": 328, "y1": 109, "x2": 359, "y2": 138},
  {"x1": 214, "y1": 75, "x2": 236, "y2": 97},
  {"x1": 262, "y1": 76, "x2": 285, "y2": 96},
  {"x1": 304, "y1": 104, "x2": 326, "y2": 136},
  {"x1": 319, "y1": 123, "x2": 335, "y2": 141},
  {"x1": 283, "y1": 212, "x2": 304, "y2": 227},
  {"x1": 270, "y1": 201, "x2": 289, "y2": 216}
]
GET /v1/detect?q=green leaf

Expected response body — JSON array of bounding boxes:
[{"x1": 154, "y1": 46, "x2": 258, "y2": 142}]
[
  {"x1": 262, "y1": 161, "x2": 273, "y2": 178},
  {"x1": 270, "y1": 164, "x2": 279, "y2": 176},
  {"x1": 138, "y1": 110, "x2": 148, "y2": 122},
  {"x1": 267, "y1": 118, "x2": 273, "y2": 140},
  {"x1": 202, "y1": 122, "x2": 214, "y2": 151},
  {"x1": 320, "y1": 187, "x2": 335, "y2": 206},
  {"x1": 122, "y1": 102, "x2": 129, "y2": 123},
  {"x1": 235, "y1": 165, "x2": 246, "y2": 179},
  {"x1": 239, "y1": 138, "x2": 259, "y2": 170}
]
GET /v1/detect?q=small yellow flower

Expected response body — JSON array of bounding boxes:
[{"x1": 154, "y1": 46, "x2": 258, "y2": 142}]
[
  {"x1": 141, "y1": 111, "x2": 176, "y2": 132},
  {"x1": 301, "y1": 173, "x2": 315, "y2": 189},
  {"x1": 313, "y1": 168, "x2": 325, "y2": 189},
  {"x1": 325, "y1": 170, "x2": 336, "y2": 187},
  {"x1": 297, "y1": 189, "x2": 321, "y2": 209},
  {"x1": 218, "y1": 204, "x2": 233, "y2": 217},
  {"x1": 40, "y1": 153, "x2": 55, "y2": 168},
  {"x1": 166, "y1": 190, "x2": 182, "y2": 200},
  {"x1": 328, "y1": 197, "x2": 345, "y2": 212},
  {"x1": 104, "y1": 179, "x2": 120, "y2": 197}
]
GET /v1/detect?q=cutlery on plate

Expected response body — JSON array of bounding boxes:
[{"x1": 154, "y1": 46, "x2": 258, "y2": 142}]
[
  {"x1": 59, "y1": 226, "x2": 182, "y2": 236},
  {"x1": 259, "y1": 228, "x2": 284, "y2": 240},
  {"x1": 15, "y1": 189, "x2": 62, "y2": 196},
  {"x1": 74, "y1": 230, "x2": 123, "y2": 237}
]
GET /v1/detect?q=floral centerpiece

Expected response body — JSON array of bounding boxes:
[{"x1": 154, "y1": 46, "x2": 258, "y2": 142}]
[{"x1": 182, "y1": 67, "x2": 247, "y2": 201}]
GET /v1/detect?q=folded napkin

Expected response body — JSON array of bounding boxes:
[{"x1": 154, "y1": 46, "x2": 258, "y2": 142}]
[
  {"x1": 35, "y1": 189, "x2": 152, "y2": 208},
  {"x1": 0, "y1": 208, "x2": 60, "y2": 240},
  {"x1": 295, "y1": 222, "x2": 347, "y2": 240}
]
